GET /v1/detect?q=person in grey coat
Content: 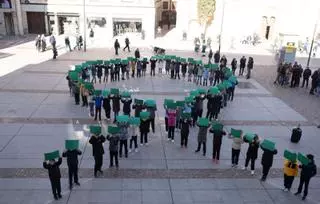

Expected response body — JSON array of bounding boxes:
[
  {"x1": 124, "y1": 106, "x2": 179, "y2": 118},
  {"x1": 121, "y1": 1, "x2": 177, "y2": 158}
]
[
  {"x1": 147, "y1": 106, "x2": 157, "y2": 134},
  {"x1": 106, "y1": 134, "x2": 120, "y2": 168},
  {"x1": 195, "y1": 123, "x2": 209, "y2": 156},
  {"x1": 117, "y1": 122, "x2": 129, "y2": 158}
]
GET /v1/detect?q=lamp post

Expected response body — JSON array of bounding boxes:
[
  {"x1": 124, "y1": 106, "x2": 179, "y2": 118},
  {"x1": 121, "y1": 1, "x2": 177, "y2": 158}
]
[
  {"x1": 83, "y1": 0, "x2": 87, "y2": 52},
  {"x1": 218, "y1": 0, "x2": 226, "y2": 53},
  {"x1": 307, "y1": 23, "x2": 317, "y2": 67}
]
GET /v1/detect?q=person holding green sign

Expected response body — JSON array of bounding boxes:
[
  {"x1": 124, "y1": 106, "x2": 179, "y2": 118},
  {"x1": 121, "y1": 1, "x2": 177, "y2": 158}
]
[
  {"x1": 103, "y1": 94, "x2": 111, "y2": 120},
  {"x1": 260, "y1": 143, "x2": 278, "y2": 181},
  {"x1": 121, "y1": 97, "x2": 132, "y2": 116},
  {"x1": 103, "y1": 64, "x2": 110, "y2": 83},
  {"x1": 283, "y1": 157, "x2": 298, "y2": 192},
  {"x1": 167, "y1": 109, "x2": 177, "y2": 142},
  {"x1": 187, "y1": 62, "x2": 194, "y2": 82},
  {"x1": 142, "y1": 60, "x2": 149, "y2": 77},
  {"x1": 89, "y1": 133, "x2": 106, "y2": 177},
  {"x1": 72, "y1": 82, "x2": 80, "y2": 105},
  {"x1": 106, "y1": 133, "x2": 120, "y2": 168},
  {"x1": 195, "y1": 119, "x2": 210, "y2": 156},
  {"x1": 94, "y1": 94, "x2": 103, "y2": 121},
  {"x1": 110, "y1": 92, "x2": 121, "y2": 123},
  {"x1": 209, "y1": 124, "x2": 226, "y2": 163},
  {"x1": 228, "y1": 129, "x2": 244, "y2": 168},
  {"x1": 140, "y1": 113, "x2": 151, "y2": 145},
  {"x1": 242, "y1": 135, "x2": 260, "y2": 175},
  {"x1": 62, "y1": 147, "x2": 82, "y2": 189},
  {"x1": 117, "y1": 119, "x2": 130, "y2": 158},
  {"x1": 114, "y1": 62, "x2": 121, "y2": 81},
  {"x1": 43, "y1": 157, "x2": 62, "y2": 200},
  {"x1": 129, "y1": 119, "x2": 140, "y2": 152},
  {"x1": 179, "y1": 115, "x2": 192, "y2": 148},
  {"x1": 295, "y1": 154, "x2": 317, "y2": 200}
]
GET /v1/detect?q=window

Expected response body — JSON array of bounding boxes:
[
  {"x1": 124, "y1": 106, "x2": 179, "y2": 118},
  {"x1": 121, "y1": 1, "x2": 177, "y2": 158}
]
[
  {"x1": 0, "y1": 0, "x2": 12, "y2": 8},
  {"x1": 163, "y1": 2, "x2": 169, "y2": 10}
]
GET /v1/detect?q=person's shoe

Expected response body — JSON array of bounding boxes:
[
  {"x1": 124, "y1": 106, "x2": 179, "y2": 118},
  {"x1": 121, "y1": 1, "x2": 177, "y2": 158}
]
[
  {"x1": 140, "y1": 143, "x2": 144, "y2": 146},
  {"x1": 294, "y1": 192, "x2": 301, "y2": 196},
  {"x1": 234, "y1": 165, "x2": 238, "y2": 168},
  {"x1": 135, "y1": 148, "x2": 139, "y2": 152},
  {"x1": 125, "y1": 155, "x2": 128, "y2": 158},
  {"x1": 260, "y1": 177, "x2": 266, "y2": 182},
  {"x1": 283, "y1": 188, "x2": 289, "y2": 192},
  {"x1": 99, "y1": 170, "x2": 103, "y2": 174},
  {"x1": 215, "y1": 159, "x2": 219, "y2": 164},
  {"x1": 75, "y1": 182, "x2": 80, "y2": 186},
  {"x1": 251, "y1": 170, "x2": 255, "y2": 175},
  {"x1": 171, "y1": 140, "x2": 174, "y2": 143},
  {"x1": 119, "y1": 155, "x2": 122, "y2": 158},
  {"x1": 58, "y1": 194, "x2": 62, "y2": 199},
  {"x1": 128, "y1": 149, "x2": 132, "y2": 153},
  {"x1": 242, "y1": 166, "x2": 247, "y2": 170},
  {"x1": 302, "y1": 196, "x2": 306, "y2": 200},
  {"x1": 195, "y1": 150, "x2": 200, "y2": 153},
  {"x1": 203, "y1": 153, "x2": 206, "y2": 156},
  {"x1": 54, "y1": 195, "x2": 58, "y2": 200},
  {"x1": 167, "y1": 138, "x2": 171, "y2": 141}
]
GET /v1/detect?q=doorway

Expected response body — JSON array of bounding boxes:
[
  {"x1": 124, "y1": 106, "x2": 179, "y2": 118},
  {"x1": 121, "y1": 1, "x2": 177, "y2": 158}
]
[
  {"x1": 27, "y1": 12, "x2": 46, "y2": 34},
  {"x1": 4, "y1": 12, "x2": 14, "y2": 35}
]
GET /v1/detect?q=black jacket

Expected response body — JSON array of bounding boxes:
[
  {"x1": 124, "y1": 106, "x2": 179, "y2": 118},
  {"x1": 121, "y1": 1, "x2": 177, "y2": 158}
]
[
  {"x1": 121, "y1": 98, "x2": 132, "y2": 114},
  {"x1": 300, "y1": 160, "x2": 317, "y2": 179},
  {"x1": 206, "y1": 94, "x2": 214, "y2": 110},
  {"x1": 244, "y1": 139, "x2": 259, "y2": 160},
  {"x1": 110, "y1": 95, "x2": 121, "y2": 112},
  {"x1": 240, "y1": 57, "x2": 246, "y2": 68},
  {"x1": 212, "y1": 95, "x2": 222, "y2": 112},
  {"x1": 214, "y1": 52, "x2": 220, "y2": 63},
  {"x1": 43, "y1": 157, "x2": 62, "y2": 179},
  {"x1": 180, "y1": 118, "x2": 192, "y2": 134},
  {"x1": 97, "y1": 65, "x2": 103, "y2": 77},
  {"x1": 135, "y1": 50, "x2": 140, "y2": 58},
  {"x1": 311, "y1": 71, "x2": 319, "y2": 82},
  {"x1": 62, "y1": 149, "x2": 82, "y2": 167},
  {"x1": 150, "y1": 59, "x2": 157, "y2": 69},
  {"x1": 89, "y1": 135, "x2": 106, "y2": 156},
  {"x1": 210, "y1": 129, "x2": 226, "y2": 145},
  {"x1": 133, "y1": 104, "x2": 145, "y2": 117},
  {"x1": 231, "y1": 59, "x2": 237, "y2": 70},
  {"x1": 140, "y1": 119, "x2": 150, "y2": 133},
  {"x1": 106, "y1": 135, "x2": 119, "y2": 152},
  {"x1": 114, "y1": 41, "x2": 120, "y2": 49},
  {"x1": 303, "y1": 68, "x2": 312, "y2": 79},
  {"x1": 103, "y1": 98, "x2": 111, "y2": 110},
  {"x1": 261, "y1": 146, "x2": 277, "y2": 167}
]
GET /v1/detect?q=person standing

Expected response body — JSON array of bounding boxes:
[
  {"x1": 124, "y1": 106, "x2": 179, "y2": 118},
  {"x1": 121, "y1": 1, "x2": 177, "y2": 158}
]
[
  {"x1": 150, "y1": 57, "x2": 157, "y2": 76},
  {"x1": 142, "y1": 60, "x2": 149, "y2": 77},
  {"x1": 114, "y1": 39, "x2": 120, "y2": 55},
  {"x1": 147, "y1": 105, "x2": 157, "y2": 134},
  {"x1": 49, "y1": 34, "x2": 58, "y2": 59},
  {"x1": 213, "y1": 68, "x2": 221, "y2": 86},
  {"x1": 158, "y1": 59, "x2": 164, "y2": 74},
  {"x1": 129, "y1": 122, "x2": 139, "y2": 152},
  {"x1": 220, "y1": 55, "x2": 227, "y2": 68},
  {"x1": 206, "y1": 94, "x2": 214, "y2": 121},
  {"x1": 239, "y1": 56, "x2": 246, "y2": 76},
  {"x1": 195, "y1": 121, "x2": 209, "y2": 156},
  {"x1": 114, "y1": 62, "x2": 121, "y2": 81},
  {"x1": 295, "y1": 154, "x2": 317, "y2": 200},
  {"x1": 228, "y1": 132, "x2": 243, "y2": 168},
  {"x1": 110, "y1": 93, "x2": 121, "y2": 123},
  {"x1": 175, "y1": 60, "x2": 181, "y2": 79},
  {"x1": 260, "y1": 145, "x2": 278, "y2": 181},
  {"x1": 117, "y1": 121, "x2": 129, "y2": 158},
  {"x1": 62, "y1": 148, "x2": 82, "y2": 190},
  {"x1": 283, "y1": 159, "x2": 298, "y2": 192},
  {"x1": 231, "y1": 58, "x2": 237, "y2": 75},
  {"x1": 246, "y1": 57, "x2": 254, "y2": 79},
  {"x1": 135, "y1": 48, "x2": 140, "y2": 59},
  {"x1": 103, "y1": 63, "x2": 110, "y2": 83},
  {"x1": 165, "y1": 59, "x2": 171, "y2": 75},
  {"x1": 43, "y1": 157, "x2": 62, "y2": 200},
  {"x1": 73, "y1": 82, "x2": 80, "y2": 105},
  {"x1": 242, "y1": 135, "x2": 260, "y2": 175},
  {"x1": 208, "y1": 49, "x2": 213, "y2": 63},
  {"x1": 131, "y1": 60, "x2": 136, "y2": 78},
  {"x1": 213, "y1": 51, "x2": 220, "y2": 64},
  {"x1": 180, "y1": 116, "x2": 192, "y2": 148},
  {"x1": 106, "y1": 133, "x2": 120, "y2": 168},
  {"x1": 140, "y1": 116, "x2": 151, "y2": 146},
  {"x1": 301, "y1": 67, "x2": 312, "y2": 88},
  {"x1": 181, "y1": 61, "x2": 187, "y2": 79},
  {"x1": 89, "y1": 133, "x2": 106, "y2": 177},
  {"x1": 167, "y1": 109, "x2": 177, "y2": 142},
  {"x1": 80, "y1": 83, "x2": 89, "y2": 107},
  {"x1": 97, "y1": 64, "x2": 103, "y2": 84},
  {"x1": 309, "y1": 69, "x2": 320, "y2": 95},
  {"x1": 65, "y1": 36, "x2": 72, "y2": 52},
  {"x1": 123, "y1": 37, "x2": 130, "y2": 52},
  {"x1": 41, "y1": 34, "x2": 47, "y2": 52},
  {"x1": 170, "y1": 60, "x2": 175, "y2": 79},
  {"x1": 35, "y1": 35, "x2": 41, "y2": 52},
  {"x1": 212, "y1": 94, "x2": 222, "y2": 120},
  {"x1": 210, "y1": 127, "x2": 226, "y2": 163},
  {"x1": 290, "y1": 62, "x2": 299, "y2": 88},
  {"x1": 91, "y1": 65, "x2": 97, "y2": 84},
  {"x1": 103, "y1": 94, "x2": 111, "y2": 120},
  {"x1": 94, "y1": 94, "x2": 103, "y2": 121},
  {"x1": 121, "y1": 97, "x2": 132, "y2": 116}
]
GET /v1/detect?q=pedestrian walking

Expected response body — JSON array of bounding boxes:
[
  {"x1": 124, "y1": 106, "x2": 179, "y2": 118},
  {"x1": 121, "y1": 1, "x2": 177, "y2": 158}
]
[
  {"x1": 167, "y1": 109, "x2": 176, "y2": 142},
  {"x1": 43, "y1": 157, "x2": 62, "y2": 200},
  {"x1": 72, "y1": 82, "x2": 80, "y2": 105},
  {"x1": 41, "y1": 34, "x2": 46, "y2": 52},
  {"x1": 295, "y1": 154, "x2": 317, "y2": 200},
  {"x1": 35, "y1": 35, "x2": 41, "y2": 52},
  {"x1": 89, "y1": 133, "x2": 106, "y2": 177},
  {"x1": 91, "y1": 65, "x2": 97, "y2": 83},
  {"x1": 65, "y1": 36, "x2": 72, "y2": 52},
  {"x1": 147, "y1": 105, "x2": 157, "y2": 134},
  {"x1": 246, "y1": 57, "x2": 254, "y2": 79},
  {"x1": 123, "y1": 37, "x2": 130, "y2": 52},
  {"x1": 239, "y1": 56, "x2": 246, "y2": 76},
  {"x1": 242, "y1": 135, "x2": 260, "y2": 175},
  {"x1": 62, "y1": 149, "x2": 82, "y2": 190},
  {"x1": 106, "y1": 133, "x2": 120, "y2": 168},
  {"x1": 129, "y1": 122, "x2": 139, "y2": 152},
  {"x1": 210, "y1": 127, "x2": 226, "y2": 163},
  {"x1": 229, "y1": 131, "x2": 243, "y2": 168},
  {"x1": 94, "y1": 94, "x2": 103, "y2": 121},
  {"x1": 260, "y1": 145, "x2": 278, "y2": 181},
  {"x1": 114, "y1": 39, "x2": 120, "y2": 55},
  {"x1": 283, "y1": 159, "x2": 298, "y2": 192}
]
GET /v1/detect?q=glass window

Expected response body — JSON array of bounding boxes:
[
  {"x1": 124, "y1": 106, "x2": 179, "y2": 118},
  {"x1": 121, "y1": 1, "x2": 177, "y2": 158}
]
[
  {"x1": 0, "y1": 0, "x2": 12, "y2": 8},
  {"x1": 163, "y1": 2, "x2": 168, "y2": 10}
]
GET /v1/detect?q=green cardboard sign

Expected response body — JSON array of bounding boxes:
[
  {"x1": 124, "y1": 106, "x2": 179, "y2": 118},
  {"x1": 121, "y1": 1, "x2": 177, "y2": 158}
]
[
  {"x1": 97, "y1": 60, "x2": 103, "y2": 64},
  {"x1": 210, "y1": 64, "x2": 219, "y2": 70},
  {"x1": 134, "y1": 99, "x2": 144, "y2": 105},
  {"x1": 260, "y1": 139, "x2": 275, "y2": 151},
  {"x1": 228, "y1": 76, "x2": 237, "y2": 84},
  {"x1": 176, "y1": 100, "x2": 185, "y2": 107},
  {"x1": 44, "y1": 150, "x2": 60, "y2": 161},
  {"x1": 127, "y1": 57, "x2": 134, "y2": 61},
  {"x1": 184, "y1": 96, "x2": 194, "y2": 103},
  {"x1": 231, "y1": 128, "x2": 242, "y2": 138},
  {"x1": 208, "y1": 87, "x2": 220, "y2": 95},
  {"x1": 181, "y1": 112, "x2": 191, "y2": 119},
  {"x1": 188, "y1": 58, "x2": 194, "y2": 63},
  {"x1": 84, "y1": 82, "x2": 94, "y2": 91},
  {"x1": 90, "y1": 125, "x2": 101, "y2": 135},
  {"x1": 197, "y1": 88, "x2": 206, "y2": 95},
  {"x1": 68, "y1": 71, "x2": 79, "y2": 81},
  {"x1": 111, "y1": 88, "x2": 119, "y2": 95},
  {"x1": 180, "y1": 58, "x2": 187, "y2": 63},
  {"x1": 65, "y1": 140, "x2": 79, "y2": 151},
  {"x1": 196, "y1": 60, "x2": 203, "y2": 65},
  {"x1": 121, "y1": 59, "x2": 129, "y2": 64},
  {"x1": 211, "y1": 122, "x2": 223, "y2": 131},
  {"x1": 104, "y1": 60, "x2": 110, "y2": 65},
  {"x1": 140, "y1": 111, "x2": 150, "y2": 120},
  {"x1": 143, "y1": 57, "x2": 148, "y2": 62},
  {"x1": 94, "y1": 89, "x2": 102, "y2": 96},
  {"x1": 116, "y1": 115, "x2": 129, "y2": 123},
  {"x1": 222, "y1": 80, "x2": 233, "y2": 88},
  {"x1": 121, "y1": 91, "x2": 131, "y2": 98},
  {"x1": 190, "y1": 90, "x2": 200, "y2": 97},
  {"x1": 108, "y1": 126, "x2": 120, "y2": 134},
  {"x1": 284, "y1": 150, "x2": 297, "y2": 162},
  {"x1": 102, "y1": 89, "x2": 110, "y2": 97},
  {"x1": 298, "y1": 153, "x2": 310, "y2": 165},
  {"x1": 217, "y1": 83, "x2": 226, "y2": 91},
  {"x1": 129, "y1": 117, "x2": 141, "y2": 125},
  {"x1": 197, "y1": 117, "x2": 209, "y2": 127},
  {"x1": 145, "y1": 99, "x2": 156, "y2": 108},
  {"x1": 244, "y1": 133, "x2": 255, "y2": 143}
]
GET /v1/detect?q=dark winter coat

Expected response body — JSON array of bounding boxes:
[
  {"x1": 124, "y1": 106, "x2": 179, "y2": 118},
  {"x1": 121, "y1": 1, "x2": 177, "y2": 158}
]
[
  {"x1": 103, "y1": 98, "x2": 111, "y2": 110},
  {"x1": 62, "y1": 149, "x2": 82, "y2": 167},
  {"x1": 197, "y1": 125, "x2": 209, "y2": 143},
  {"x1": 89, "y1": 135, "x2": 106, "y2": 156},
  {"x1": 150, "y1": 59, "x2": 157, "y2": 69},
  {"x1": 114, "y1": 41, "x2": 120, "y2": 49},
  {"x1": 212, "y1": 95, "x2": 222, "y2": 112},
  {"x1": 303, "y1": 68, "x2": 312, "y2": 79},
  {"x1": 147, "y1": 106, "x2": 157, "y2": 119},
  {"x1": 135, "y1": 50, "x2": 140, "y2": 58},
  {"x1": 180, "y1": 118, "x2": 192, "y2": 135},
  {"x1": 206, "y1": 95, "x2": 214, "y2": 110},
  {"x1": 43, "y1": 157, "x2": 62, "y2": 179},
  {"x1": 214, "y1": 52, "x2": 220, "y2": 63},
  {"x1": 210, "y1": 129, "x2": 226, "y2": 145},
  {"x1": 106, "y1": 135, "x2": 119, "y2": 152},
  {"x1": 244, "y1": 139, "x2": 259, "y2": 160},
  {"x1": 121, "y1": 98, "x2": 132, "y2": 114},
  {"x1": 110, "y1": 95, "x2": 121, "y2": 112},
  {"x1": 261, "y1": 146, "x2": 277, "y2": 167},
  {"x1": 240, "y1": 57, "x2": 246, "y2": 68},
  {"x1": 195, "y1": 96, "x2": 205, "y2": 111},
  {"x1": 300, "y1": 160, "x2": 317, "y2": 179},
  {"x1": 140, "y1": 119, "x2": 150, "y2": 133}
]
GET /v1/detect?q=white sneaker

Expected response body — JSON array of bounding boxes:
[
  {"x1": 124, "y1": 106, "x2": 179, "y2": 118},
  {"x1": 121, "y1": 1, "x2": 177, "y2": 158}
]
[
  {"x1": 171, "y1": 140, "x2": 174, "y2": 143},
  {"x1": 145, "y1": 143, "x2": 149, "y2": 146},
  {"x1": 242, "y1": 166, "x2": 247, "y2": 170},
  {"x1": 128, "y1": 149, "x2": 132, "y2": 153},
  {"x1": 283, "y1": 188, "x2": 289, "y2": 192},
  {"x1": 140, "y1": 143, "x2": 144, "y2": 146},
  {"x1": 251, "y1": 170, "x2": 255, "y2": 175},
  {"x1": 135, "y1": 149, "x2": 138, "y2": 152}
]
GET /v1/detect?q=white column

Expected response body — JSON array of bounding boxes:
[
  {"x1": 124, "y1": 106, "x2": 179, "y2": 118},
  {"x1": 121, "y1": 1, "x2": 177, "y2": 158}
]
[
  {"x1": 54, "y1": 13, "x2": 59, "y2": 35},
  {"x1": 44, "y1": 13, "x2": 49, "y2": 35},
  {"x1": 14, "y1": 0, "x2": 24, "y2": 35}
]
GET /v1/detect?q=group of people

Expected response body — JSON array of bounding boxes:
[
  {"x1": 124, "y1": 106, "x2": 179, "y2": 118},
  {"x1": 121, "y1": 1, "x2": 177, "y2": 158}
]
[{"x1": 274, "y1": 61, "x2": 320, "y2": 95}]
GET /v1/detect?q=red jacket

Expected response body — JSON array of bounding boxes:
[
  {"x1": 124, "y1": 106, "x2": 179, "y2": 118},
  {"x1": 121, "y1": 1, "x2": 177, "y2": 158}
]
[{"x1": 167, "y1": 110, "x2": 176, "y2": 127}]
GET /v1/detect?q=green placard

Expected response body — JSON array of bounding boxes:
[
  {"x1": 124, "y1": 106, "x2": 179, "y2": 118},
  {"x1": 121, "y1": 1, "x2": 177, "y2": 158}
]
[
  {"x1": 244, "y1": 133, "x2": 255, "y2": 143},
  {"x1": 211, "y1": 122, "x2": 223, "y2": 131},
  {"x1": 104, "y1": 60, "x2": 110, "y2": 65},
  {"x1": 298, "y1": 153, "x2": 310, "y2": 165},
  {"x1": 284, "y1": 150, "x2": 297, "y2": 162},
  {"x1": 102, "y1": 89, "x2": 110, "y2": 97},
  {"x1": 181, "y1": 112, "x2": 191, "y2": 119},
  {"x1": 197, "y1": 88, "x2": 206, "y2": 95},
  {"x1": 116, "y1": 115, "x2": 129, "y2": 123},
  {"x1": 134, "y1": 99, "x2": 144, "y2": 105},
  {"x1": 231, "y1": 128, "x2": 242, "y2": 138},
  {"x1": 108, "y1": 126, "x2": 120, "y2": 134},
  {"x1": 145, "y1": 99, "x2": 156, "y2": 108},
  {"x1": 222, "y1": 80, "x2": 233, "y2": 88},
  {"x1": 90, "y1": 125, "x2": 101, "y2": 135},
  {"x1": 110, "y1": 59, "x2": 115, "y2": 64},
  {"x1": 121, "y1": 91, "x2": 131, "y2": 98},
  {"x1": 210, "y1": 64, "x2": 219, "y2": 70},
  {"x1": 97, "y1": 60, "x2": 103, "y2": 64},
  {"x1": 164, "y1": 99, "x2": 174, "y2": 106},
  {"x1": 143, "y1": 57, "x2": 148, "y2": 61},
  {"x1": 184, "y1": 96, "x2": 194, "y2": 103},
  {"x1": 196, "y1": 60, "x2": 203, "y2": 65},
  {"x1": 217, "y1": 83, "x2": 226, "y2": 91},
  {"x1": 129, "y1": 117, "x2": 141, "y2": 125},
  {"x1": 68, "y1": 71, "x2": 79, "y2": 81},
  {"x1": 115, "y1": 58, "x2": 121, "y2": 63},
  {"x1": 190, "y1": 90, "x2": 200, "y2": 97},
  {"x1": 65, "y1": 140, "x2": 79, "y2": 151},
  {"x1": 74, "y1": 65, "x2": 82, "y2": 73},
  {"x1": 127, "y1": 57, "x2": 134, "y2": 61},
  {"x1": 140, "y1": 111, "x2": 150, "y2": 120},
  {"x1": 180, "y1": 58, "x2": 186, "y2": 63},
  {"x1": 121, "y1": 59, "x2": 129, "y2": 64},
  {"x1": 228, "y1": 76, "x2": 237, "y2": 84},
  {"x1": 208, "y1": 87, "x2": 220, "y2": 95},
  {"x1": 111, "y1": 88, "x2": 119, "y2": 95},
  {"x1": 204, "y1": 64, "x2": 210, "y2": 69},
  {"x1": 84, "y1": 82, "x2": 94, "y2": 91},
  {"x1": 44, "y1": 150, "x2": 60, "y2": 161},
  {"x1": 260, "y1": 139, "x2": 275, "y2": 151},
  {"x1": 188, "y1": 57, "x2": 194, "y2": 63},
  {"x1": 94, "y1": 89, "x2": 102, "y2": 96},
  {"x1": 197, "y1": 117, "x2": 209, "y2": 127},
  {"x1": 176, "y1": 100, "x2": 185, "y2": 107}
]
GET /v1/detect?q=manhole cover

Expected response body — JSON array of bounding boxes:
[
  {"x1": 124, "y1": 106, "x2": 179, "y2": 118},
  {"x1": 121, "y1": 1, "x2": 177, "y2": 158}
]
[{"x1": 237, "y1": 81, "x2": 256, "y2": 89}]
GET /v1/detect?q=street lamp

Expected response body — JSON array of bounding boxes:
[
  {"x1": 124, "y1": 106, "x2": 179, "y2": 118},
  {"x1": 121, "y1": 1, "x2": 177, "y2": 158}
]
[
  {"x1": 218, "y1": 0, "x2": 226, "y2": 53},
  {"x1": 307, "y1": 23, "x2": 317, "y2": 67},
  {"x1": 83, "y1": 0, "x2": 87, "y2": 52}
]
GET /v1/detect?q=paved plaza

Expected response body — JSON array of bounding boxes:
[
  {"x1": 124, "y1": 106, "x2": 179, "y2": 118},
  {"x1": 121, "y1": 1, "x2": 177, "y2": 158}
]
[{"x1": 0, "y1": 42, "x2": 320, "y2": 204}]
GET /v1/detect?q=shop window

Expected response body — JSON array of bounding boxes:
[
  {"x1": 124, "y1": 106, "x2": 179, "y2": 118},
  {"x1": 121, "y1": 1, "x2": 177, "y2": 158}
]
[{"x1": 0, "y1": 0, "x2": 12, "y2": 8}]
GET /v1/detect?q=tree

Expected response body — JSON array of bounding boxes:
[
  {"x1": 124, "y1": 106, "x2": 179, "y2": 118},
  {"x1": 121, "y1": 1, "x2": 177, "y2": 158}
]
[{"x1": 198, "y1": 0, "x2": 216, "y2": 36}]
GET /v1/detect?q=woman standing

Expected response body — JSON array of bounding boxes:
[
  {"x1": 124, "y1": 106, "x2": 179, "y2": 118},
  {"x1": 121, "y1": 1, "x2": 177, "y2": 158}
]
[{"x1": 242, "y1": 135, "x2": 260, "y2": 175}]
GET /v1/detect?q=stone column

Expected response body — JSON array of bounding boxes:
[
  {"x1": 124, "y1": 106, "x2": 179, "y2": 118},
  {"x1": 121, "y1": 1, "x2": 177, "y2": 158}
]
[
  {"x1": 14, "y1": 0, "x2": 24, "y2": 35},
  {"x1": 54, "y1": 13, "x2": 59, "y2": 35},
  {"x1": 44, "y1": 13, "x2": 49, "y2": 35}
]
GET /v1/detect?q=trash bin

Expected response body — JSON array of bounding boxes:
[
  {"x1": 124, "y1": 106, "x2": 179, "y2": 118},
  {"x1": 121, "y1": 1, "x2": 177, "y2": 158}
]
[{"x1": 290, "y1": 127, "x2": 302, "y2": 143}]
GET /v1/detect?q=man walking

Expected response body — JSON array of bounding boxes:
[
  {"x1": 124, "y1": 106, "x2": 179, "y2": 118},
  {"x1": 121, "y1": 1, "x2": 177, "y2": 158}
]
[
  {"x1": 62, "y1": 148, "x2": 82, "y2": 189},
  {"x1": 123, "y1": 37, "x2": 130, "y2": 52},
  {"x1": 301, "y1": 67, "x2": 312, "y2": 88},
  {"x1": 239, "y1": 56, "x2": 246, "y2": 76},
  {"x1": 114, "y1": 39, "x2": 120, "y2": 55}
]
